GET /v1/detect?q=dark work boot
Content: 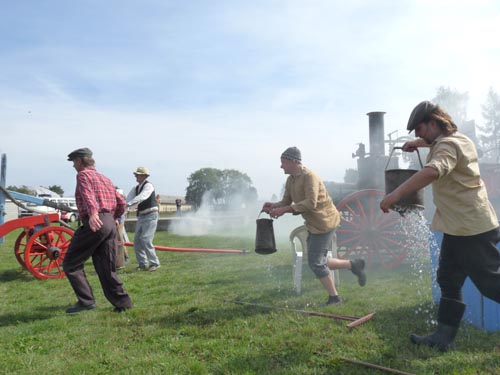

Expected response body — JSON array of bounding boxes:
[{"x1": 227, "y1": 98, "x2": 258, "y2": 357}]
[
  {"x1": 410, "y1": 297, "x2": 466, "y2": 352},
  {"x1": 326, "y1": 295, "x2": 342, "y2": 306},
  {"x1": 66, "y1": 301, "x2": 96, "y2": 314},
  {"x1": 350, "y1": 259, "x2": 366, "y2": 286},
  {"x1": 410, "y1": 323, "x2": 459, "y2": 352}
]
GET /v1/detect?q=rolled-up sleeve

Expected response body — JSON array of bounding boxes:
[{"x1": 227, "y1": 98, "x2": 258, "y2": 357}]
[
  {"x1": 426, "y1": 142, "x2": 457, "y2": 178},
  {"x1": 291, "y1": 173, "x2": 319, "y2": 212}
]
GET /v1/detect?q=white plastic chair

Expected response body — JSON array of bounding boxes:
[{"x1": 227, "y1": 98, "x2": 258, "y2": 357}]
[{"x1": 289, "y1": 225, "x2": 340, "y2": 294}]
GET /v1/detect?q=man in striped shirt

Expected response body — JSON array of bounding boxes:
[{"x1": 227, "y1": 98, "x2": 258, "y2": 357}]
[{"x1": 63, "y1": 147, "x2": 133, "y2": 313}]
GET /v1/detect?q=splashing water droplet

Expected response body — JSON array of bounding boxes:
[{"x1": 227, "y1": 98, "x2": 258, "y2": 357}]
[{"x1": 396, "y1": 208, "x2": 436, "y2": 327}]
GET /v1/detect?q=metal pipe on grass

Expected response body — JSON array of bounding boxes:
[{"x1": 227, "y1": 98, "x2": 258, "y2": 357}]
[
  {"x1": 224, "y1": 299, "x2": 375, "y2": 328},
  {"x1": 124, "y1": 242, "x2": 247, "y2": 254},
  {"x1": 340, "y1": 357, "x2": 416, "y2": 375}
]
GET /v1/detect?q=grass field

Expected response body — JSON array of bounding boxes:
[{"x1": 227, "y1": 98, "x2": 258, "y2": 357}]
[{"x1": 1, "y1": 226, "x2": 500, "y2": 374}]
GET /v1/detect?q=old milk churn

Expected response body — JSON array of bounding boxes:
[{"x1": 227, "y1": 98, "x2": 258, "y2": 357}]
[
  {"x1": 385, "y1": 146, "x2": 425, "y2": 214},
  {"x1": 255, "y1": 212, "x2": 277, "y2": 255}
]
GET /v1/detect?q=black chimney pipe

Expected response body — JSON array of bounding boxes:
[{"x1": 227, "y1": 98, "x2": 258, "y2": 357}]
[{"x1": 367, "y1": 112, "x2": 386, "y2": 157}]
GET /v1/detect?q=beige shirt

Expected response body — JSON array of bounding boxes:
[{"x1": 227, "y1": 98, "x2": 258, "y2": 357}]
[
  {"x1": 427, "y1": 132, "x2": 498, "y2": 235},
  {"x1": 277, "y1": 166, "x2": 340, "y2": 234}
]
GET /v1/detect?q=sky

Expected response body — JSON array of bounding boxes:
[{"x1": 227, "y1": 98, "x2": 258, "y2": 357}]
[{"x1": 1, "y1": 0, "x2": 499, "y2": 201}]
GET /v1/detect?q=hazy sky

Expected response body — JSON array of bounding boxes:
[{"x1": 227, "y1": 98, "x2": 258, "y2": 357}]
[{"x1": 1, "y1": 0, "x2": 499, "y2": 200}]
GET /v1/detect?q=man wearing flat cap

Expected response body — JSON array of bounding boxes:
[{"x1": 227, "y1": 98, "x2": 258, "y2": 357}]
[
  {"x1": 262, "y1": 147, "x2": 366, "y2": 306},
  {"x1": 380, "y1": 101, "x2": 500, "y2": 352},
  {"x1": 126, "y1": 167, "x2": 160, "y2": 271},
  {"x1": 63, "y1": 147, "x2": 132, "y2": 313}
]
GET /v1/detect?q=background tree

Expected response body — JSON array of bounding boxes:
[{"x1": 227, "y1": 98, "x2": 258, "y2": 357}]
[
  {"x1": 47, "y1": 185, "x2": 64, "y2": 196},
  {"x1": 185, "y1": 168, "x2": 258, "y2": 210},
  {"x1": 343, "y1": 168, "x2": 358, "y2": 184},
  {"x1": 432, "y1": 86, "x2": 469, "y2": 126},
  {"x1": 6, "y1": 185, "x2": 35, "y2": 195},
  {"x1": 220, "y1": 169, "x2": 258, "y2": 208},
  {"x1": 185, "y1": 168, "x2": 223, "y2": 209},
  {"x1": 477, "y1": 87, "x2": 500, "y2": 162}
]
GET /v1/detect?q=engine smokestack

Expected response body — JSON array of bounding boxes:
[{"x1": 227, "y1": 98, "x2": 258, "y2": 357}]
[{"x1": 367, "y1": 111, "x2": 386, "y2": 157}]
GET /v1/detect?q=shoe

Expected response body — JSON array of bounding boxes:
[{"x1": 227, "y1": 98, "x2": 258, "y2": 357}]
[
  {"x1": 136, "y1": 266, "x2": 148, "y2": 271},
  {"x1": 350, "y1": 259, "x2": 366, "y2": 286},
  {"x1": 124, "y1": 256, "x2": 130, "y2": 264},
  {"x1": 326, "y1": 295, "x2": 342, "y2": 306},
  {"x1": 410, "y1": 323, "x2": 459, "y2": 352},
  {"x1": 148, "y1": 265, "x2": 160, "y2": 272},
  {"x1": 66, "y1": 302, "x2": 96, "y2": 314},
  {"x1": 113, "y1": 306, "x2": 131, "y2": 313}
]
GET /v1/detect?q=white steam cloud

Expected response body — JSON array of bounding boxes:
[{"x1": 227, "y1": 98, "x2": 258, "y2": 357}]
[{"x1": 169, "y1": 190, "x2": 305, "y2": 245}]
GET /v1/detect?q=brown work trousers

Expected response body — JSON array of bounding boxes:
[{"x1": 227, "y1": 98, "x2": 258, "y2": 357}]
[{"x1": 63, "y1": 212, "x2": 132, "y2": 309}]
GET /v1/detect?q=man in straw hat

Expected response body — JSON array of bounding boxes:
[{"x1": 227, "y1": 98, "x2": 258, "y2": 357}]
[
  {"x1": 126, "y1": 166, "x2": 160, "y2": 271},
  {"x1": 64, "y1": 147, "x2": 132, "y2": 313},
  {"x1": 380, "y1": 101, "x2": 500, "y2": 352},
  {"x1": 262, "y1": 146, "x2": 366, "y2": 306}
]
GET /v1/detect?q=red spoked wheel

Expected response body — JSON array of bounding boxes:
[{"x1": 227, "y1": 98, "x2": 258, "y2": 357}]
[
  {"x1": 14, "y1": 230, "x2": 30, "y2": 269},
  {"x1": 336, "y1": 189, "x2": 410, "y2": 269},
  {"x1": 24, "y1": 226, "x2": 73, "y2": 279}
]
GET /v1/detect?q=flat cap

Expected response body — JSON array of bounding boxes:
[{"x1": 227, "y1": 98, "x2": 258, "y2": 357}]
[
  {"x1": 67, "y1": 147, "x2": 93, "y2": 161},
  {"x1": 407, "y1": 101, "x2": 438, "y2": 133},
  {"x1": 134, "y1": 166, "x2": 150, "y2": 176}
]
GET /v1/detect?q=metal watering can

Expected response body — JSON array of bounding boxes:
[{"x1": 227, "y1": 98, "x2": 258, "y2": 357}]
[
  {"x1": 385, "y1": 147, "x2": 425, "y2": 213},
  {"x1": 255, "y1": 212, "x2": 277, "y2": 255}
]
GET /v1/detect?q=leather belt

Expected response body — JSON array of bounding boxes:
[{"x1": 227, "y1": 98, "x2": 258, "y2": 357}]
[{"x1": 138, "y1": 208, "x2": 158, "y2": 216}]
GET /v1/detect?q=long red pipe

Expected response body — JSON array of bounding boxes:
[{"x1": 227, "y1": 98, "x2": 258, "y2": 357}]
[{"x1": 123, "y1": 241, "x2": 247, "y2": 254}]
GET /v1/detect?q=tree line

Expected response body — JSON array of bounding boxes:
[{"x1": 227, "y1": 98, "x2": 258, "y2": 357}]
[
  {"x1": 6, "y1": 185, "x2": 64, "y2": 196},
  {"x1": 433, "y1": 86, "x2": 500, "y2": 163}
]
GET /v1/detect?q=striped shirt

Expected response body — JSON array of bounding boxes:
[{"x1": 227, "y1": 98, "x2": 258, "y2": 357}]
[{"x1": 75, "y1": 167, "x2": 126, "y2": 219}]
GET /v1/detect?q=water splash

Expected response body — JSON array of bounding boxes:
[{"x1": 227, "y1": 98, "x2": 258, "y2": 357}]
[{"x1": 398, "y1": 207, "x2": 437, "y2": 327}]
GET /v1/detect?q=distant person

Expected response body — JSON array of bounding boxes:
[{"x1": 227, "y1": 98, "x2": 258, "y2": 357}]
[
  {"x1": 126, "y1": 167, "x2": 160, "y2": 271},
  {"x1": 380, "y1": 101, "x2": 500, "y2": 352},
  {"x1": 63, "y1": 147, "x2": 132, "y2": 313},
  {"x1": 175, "y1": 198, "x2": 182, "y2": 217},
  {"x1": 262, "y1": 146, "x2": 366, "y2": 306}
]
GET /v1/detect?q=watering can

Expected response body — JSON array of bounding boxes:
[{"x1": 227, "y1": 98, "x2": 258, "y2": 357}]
[
  {"x1": 255, "y1": 212, "x2": 277, "y2": 255},
  {"x1": 385, "y1": 147, "x2": 425, "y2": 212}
]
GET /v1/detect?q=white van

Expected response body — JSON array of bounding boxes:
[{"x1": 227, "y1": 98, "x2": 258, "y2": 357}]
[{"x1": 18, "y1": 197, "x2": 78, "y2": 222}]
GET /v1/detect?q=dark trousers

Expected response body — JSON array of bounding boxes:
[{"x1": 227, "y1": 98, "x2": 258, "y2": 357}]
[
  {"x1": 438, "y1": 227, "x2": 500, "y2": 303},
  {"x1": 63, "y1": 213, "x2": 132, "y2": 308}
]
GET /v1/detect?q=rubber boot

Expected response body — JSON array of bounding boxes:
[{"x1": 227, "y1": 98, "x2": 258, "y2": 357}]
[{"x1": 410, "y1": 297, "x2": 466, "y2": 352}]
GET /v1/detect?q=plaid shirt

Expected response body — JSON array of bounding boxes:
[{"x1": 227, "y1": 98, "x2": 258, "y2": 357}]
[{"x1": 75, "y1": 167, "x2": 126, "y2": 219}]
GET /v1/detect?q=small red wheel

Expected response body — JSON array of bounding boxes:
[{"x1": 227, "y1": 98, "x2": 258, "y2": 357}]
[
  {"x1": 336, "y1": 189, "x2": 410, "y2": 269},
  {"x1": 14, "y1": 230, "x2": 30, "y2": 268},
  {"x1": 24, "y1": 226, "x2": 73, "y2": 279}
]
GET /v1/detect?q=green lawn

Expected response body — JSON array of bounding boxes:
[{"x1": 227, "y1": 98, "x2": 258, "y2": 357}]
[{"x1": 0, "y1": 228, "x2": 499, "y2": 374}]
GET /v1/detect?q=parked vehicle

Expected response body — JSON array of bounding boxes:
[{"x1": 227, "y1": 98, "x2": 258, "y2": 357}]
[
  {"x1": 59, "y1": 198, "x2": 78, "y2": 223},
  {"x1": 18, "y1": 197, "x2": 78, "y2": 222}
]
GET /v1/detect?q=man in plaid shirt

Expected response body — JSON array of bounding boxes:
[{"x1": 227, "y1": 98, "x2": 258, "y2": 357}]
[{"x1": 63, "y1": 147, "x2": 133, "y2": 313}]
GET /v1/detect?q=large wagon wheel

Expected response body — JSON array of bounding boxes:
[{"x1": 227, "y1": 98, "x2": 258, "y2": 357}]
[
  {"x1": 24, "y1": 226, "x2": 73, "y2": 279},
  {"x1": 14, "y1": 230, "x2": 30, "y2": 268},
  {"x1": 335, "y1": 189, "x2": 410, "y2": 269}
]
